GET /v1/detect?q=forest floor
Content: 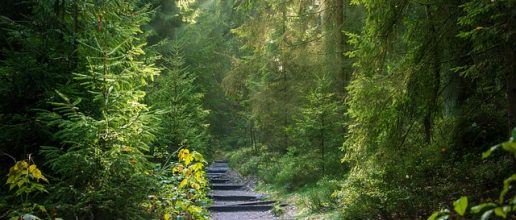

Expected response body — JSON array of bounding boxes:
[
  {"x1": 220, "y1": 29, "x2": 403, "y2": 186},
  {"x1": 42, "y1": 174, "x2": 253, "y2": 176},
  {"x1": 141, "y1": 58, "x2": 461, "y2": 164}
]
[{"x1": 207, "y1": 161, "x2": 296, "y2": 220}]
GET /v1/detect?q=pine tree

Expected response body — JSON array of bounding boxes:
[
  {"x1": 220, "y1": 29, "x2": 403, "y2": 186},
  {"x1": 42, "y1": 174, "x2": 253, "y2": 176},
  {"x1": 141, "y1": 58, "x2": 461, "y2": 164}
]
[
  {"x1": 0, "y1": 0, "x2": 77, "y2": 168},
  {"x1": 37, "y1": 1, "x2": 160, "y2": 218},
  {"x1": 147, "y1": 42, "x2": 211, "y2": 157},
  {"x1": 281, "y1": 74, "x2": 344, "y2": 187}
]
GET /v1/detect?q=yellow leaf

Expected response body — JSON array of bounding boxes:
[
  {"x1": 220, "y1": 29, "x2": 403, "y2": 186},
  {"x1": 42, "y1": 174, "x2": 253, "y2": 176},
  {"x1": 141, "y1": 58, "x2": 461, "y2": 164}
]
[
  {"x1": 191, "y1": 183, "x2": 200, "y2": 190},
  {"x1": 192, "y1": 162, "x2": 203, "y2": 171},
  {"x1": 179, "y1": 178, "x2": 188, "y2": 189},
  {"x1": 28, "y1": 163, "x2": 48, "y2": 182},
  {"x1": 28, "y1": 164, "x2": 37, "y2": 173},
  {"x1": 194, "y1": 172, "x2": 205, "y2": 182},
  {"x1": 191, "y1": 152, "x2": 204, "y2": 162},
  {"x1": 188, "y1": 206, "x2": 202, "y2": 214},
  {"x1": 20, "y1": 161, "x2": 28, "y2": 168},
  {"x1": 6, "y1": 175, "x2": 15, "y2": 184},
  {"x1": 172, "y1": 165, "x2": 184, "y2": 174},
  {"x1": 164, "y1": 213, "x2": 171, "y2": 220},
  {"x1": 9, "y1": 165, "x2": 17, "y2": 173},
  {"x1": 178, "y1": 149, "x2": 190, "y2": 161},
  {"x1": 184, "y1": 154, "x2": 193, "y2": 165},
  {"x1": 32, "y1": 168, "x2": 42, "y2": 180}
]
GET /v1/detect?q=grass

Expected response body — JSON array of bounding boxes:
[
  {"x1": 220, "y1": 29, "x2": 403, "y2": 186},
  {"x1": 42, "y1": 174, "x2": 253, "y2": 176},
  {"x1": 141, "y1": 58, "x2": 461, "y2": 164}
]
[{"x1": 253, "y1": 180, "x2": 343, "y2": 219}]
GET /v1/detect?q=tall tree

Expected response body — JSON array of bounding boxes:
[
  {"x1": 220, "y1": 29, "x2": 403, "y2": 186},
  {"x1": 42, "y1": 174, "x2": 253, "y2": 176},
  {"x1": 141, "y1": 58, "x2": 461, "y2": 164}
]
[
  {"x1": 37, "y1": 1, "x2": 160, "y2": 218},
  {"x1": 147, "y1": 42, "x2": 211, "y2": 156}
]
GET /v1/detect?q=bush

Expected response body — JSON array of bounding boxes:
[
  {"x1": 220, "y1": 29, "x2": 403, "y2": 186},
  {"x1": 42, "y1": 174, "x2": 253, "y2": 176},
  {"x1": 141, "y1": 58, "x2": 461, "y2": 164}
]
[
  {"x1": 150, "y1": 148, "x2": 210, "y2": 220},
  {"x1": 304, "y1": 178, "x2": 340, "y2": 212}
]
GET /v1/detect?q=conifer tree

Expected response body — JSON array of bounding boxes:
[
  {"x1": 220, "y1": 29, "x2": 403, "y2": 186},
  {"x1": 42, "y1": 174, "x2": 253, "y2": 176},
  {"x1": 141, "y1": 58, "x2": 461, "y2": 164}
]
[
  {"x1": 0, "y1": 0, "x2": 77, "y2": 168},
  {"x1": 147, "y1": 42, "x2": 211, "y2": 156},
  {"x1": 37, "y1": 0, "x2": 160, "y2": 218},
  {"x1": 281, "y1": 75, "x2": 344, "y2": 187}
]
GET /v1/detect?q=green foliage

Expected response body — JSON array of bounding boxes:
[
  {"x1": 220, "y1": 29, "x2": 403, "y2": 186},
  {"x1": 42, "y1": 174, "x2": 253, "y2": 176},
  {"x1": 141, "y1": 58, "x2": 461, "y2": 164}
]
[
  {"x1": 429, "y1": 128, "x2": 516, "y2": 219},
  {"x1": 1, "y1": 0, "x2": 515, "y2": 219},
  {"x1": 34, "y1": 0, "x2": 162, "y2": 218},
  {"x1": 223, "y1": 1, "x2": 351, "y2": 203},
  {"x1": 0, "y1": 0, "x2": 77, "y2": 172},
  {"x1": 6, "y1": 160, "x2": 48, "y2": 197},
  {"x1": 270, "y1": 152, "x2": 317, "y2": 189},
  {"x1": 455, "y1": 0, "x2": 515, "y2": 79},
  {"x1": 428, "y1": 209, "x2": 450, "y2": 220},
  {"x1": 176, "y1": 0, "x2": 243, "y2": 152},
  {"x1": 227, "y1": 145, "x2": 276, "y2": 177},
  {"x1": 453, "y1": 196, "x2": 468, "y2": 216},
  {"x1": 286, "y1": 75, "x2": 345, "y2": 179},
  {"x1": 271, "y1": 202, "x2": 285, "y2": 217},
  {"x1": 149, "y1": 148, "x2": 210, "y2": 220},
  {"x1": 336, "y1": 0, "x2": 514, "y2": 218},
  {"x1": 0, "y1": 0, "x2": 213, "y2": 219},
  {"x1": 303, "y1": 178, "x2": 340, "y2": 212},
  {"x1": 4, "y1": 159, "x2": 48, "y2": 219},
  {"x1": 146, "y1": 42, "x2": 211, "y2": 156}
]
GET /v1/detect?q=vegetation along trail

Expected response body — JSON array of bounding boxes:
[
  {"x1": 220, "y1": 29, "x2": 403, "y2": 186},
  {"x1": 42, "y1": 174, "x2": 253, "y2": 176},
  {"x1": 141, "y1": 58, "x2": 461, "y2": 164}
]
[{"x1": 0, "y1": 0, "x2": 515, "y2": 219}]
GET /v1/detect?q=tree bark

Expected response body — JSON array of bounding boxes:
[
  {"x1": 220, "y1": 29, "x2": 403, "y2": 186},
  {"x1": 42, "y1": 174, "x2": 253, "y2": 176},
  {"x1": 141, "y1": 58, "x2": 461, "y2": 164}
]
[
  {"x1": 335, "y1": 0, "x2": 347, "y2": 95},
  {"x1": 506, "y1": 46, "x2": 516, "y2": 131},
  {"x1": 320, "y1": 111, "x2": 325, "y2": 175},
  {"x1": 423, "y1": 5, "x2": 440, "y2": 143}
]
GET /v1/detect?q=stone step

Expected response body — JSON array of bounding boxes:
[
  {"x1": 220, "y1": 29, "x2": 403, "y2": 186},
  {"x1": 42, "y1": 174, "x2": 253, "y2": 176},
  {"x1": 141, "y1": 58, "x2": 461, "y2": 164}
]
[
  {"x1": 208, "y1": 204, "x2": 273, "y2": 212},
  {"x1": 209, "y1": 190, "x2": 258, "y2": 197},
  {"x1": 210, "y1": 195, "x2": 260, "y2": 201},
  {"x1": 211, "y1": 184, "x2": 244, "y2": 190},
  {"x1": 211, "y1": 162, "x2": 228, "y2": 166},
  {"x1": 207, "y1": 173, "x2": 224, "y2": 178},
  {"x1": 209, "y1": 178, "x2": 230, "y2": 184},
  {"x1": 206, "y1": 168, "x2": 228, "y2": 173},
  {"x1": 231, "y1": 201, "x2": 275, "y2": 206}
]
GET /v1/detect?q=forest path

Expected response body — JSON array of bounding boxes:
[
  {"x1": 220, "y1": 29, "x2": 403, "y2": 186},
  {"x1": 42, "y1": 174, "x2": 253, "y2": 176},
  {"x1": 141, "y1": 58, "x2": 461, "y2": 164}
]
[{"x1": 207, "y1": 160, "x2": 280, "y2": 220}]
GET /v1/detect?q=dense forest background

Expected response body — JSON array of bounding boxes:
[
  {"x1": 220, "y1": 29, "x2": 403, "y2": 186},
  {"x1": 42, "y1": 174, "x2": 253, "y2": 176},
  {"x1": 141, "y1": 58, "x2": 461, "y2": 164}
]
[{"x1": 0, "y1": 0, "x2": 515, "y2": 219}]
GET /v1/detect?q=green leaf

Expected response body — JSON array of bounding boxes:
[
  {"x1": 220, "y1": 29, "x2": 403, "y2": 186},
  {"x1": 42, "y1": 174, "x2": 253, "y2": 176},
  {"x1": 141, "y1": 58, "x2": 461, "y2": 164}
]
[
  {"x1": 54, "y1": 90, "x2": 70, "y2": 103},
  {"x1": 453, "y1": 196, "x2": 468, "y2": 216},
  {"x1": 494, "y1": 207, "x2": 507, "y2": 218},
  {"x1": 33, "y1": 203, "x2": 47, "y2": 213},
  {"x1": 428, "y1": 209, "x2": 449, "y2": 220},
  {"x1": 501, "y1": 141, "x2": 516, "y2": 157},
  {"x1": 482, "y1": 145, "x2": 499, "y2": 159},
  {"x1": 500, "y1": 174, "x2": 516, "y2": 203},
  {"x1": 512, "y1": 128, "x2": 516, "y2": 141},
  {"x1": 481, "y1": 209, "x2": 494, "y2": 220},
  {"x1": 428, "y1": 211, "x2": 440, "y2": 220},
  {"x1": 471, "y1": 203, "x2": 496, "y2": 214}
]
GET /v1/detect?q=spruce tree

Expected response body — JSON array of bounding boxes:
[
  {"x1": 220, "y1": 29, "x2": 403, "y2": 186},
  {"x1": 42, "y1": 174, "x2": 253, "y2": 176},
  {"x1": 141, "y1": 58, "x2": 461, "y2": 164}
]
[
  {"x1": 37, "y1": 0, "x2": 160, "y2": 218},
  {"x1": 281, "y1": 74, "x2": 344, "y2": 187},
  {"x1": 147, "y1": 42, "x2": 211, "y2": 157}
]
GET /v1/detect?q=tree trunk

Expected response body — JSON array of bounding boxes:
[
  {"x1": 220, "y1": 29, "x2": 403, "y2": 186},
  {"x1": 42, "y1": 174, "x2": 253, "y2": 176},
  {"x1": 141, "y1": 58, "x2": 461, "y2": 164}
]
[
  {"x1": 320, "y1": 111, "x2": 325, "y2": 175},
  {"x1": 423, "y1": 5, "x2": 440, "y2": 143},
  {"x1": 335, "y1": 0, "x2": 347, "y2": 95},
  {"x1": 506, "y1": 46, "x2": 516, "y2": 131}
]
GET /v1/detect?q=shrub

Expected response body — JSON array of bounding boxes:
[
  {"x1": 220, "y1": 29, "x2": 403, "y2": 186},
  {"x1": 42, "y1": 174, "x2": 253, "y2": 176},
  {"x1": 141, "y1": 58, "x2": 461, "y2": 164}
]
[
  {"x1": 304, "y1": 178, "x2": 340, "y2": 212},
  {"x1": 149, "y1": 148, "x2": 210, "y2": 220},
  {"x1": 3, "y1": 158, "x2": 49, "y2": 220}
]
